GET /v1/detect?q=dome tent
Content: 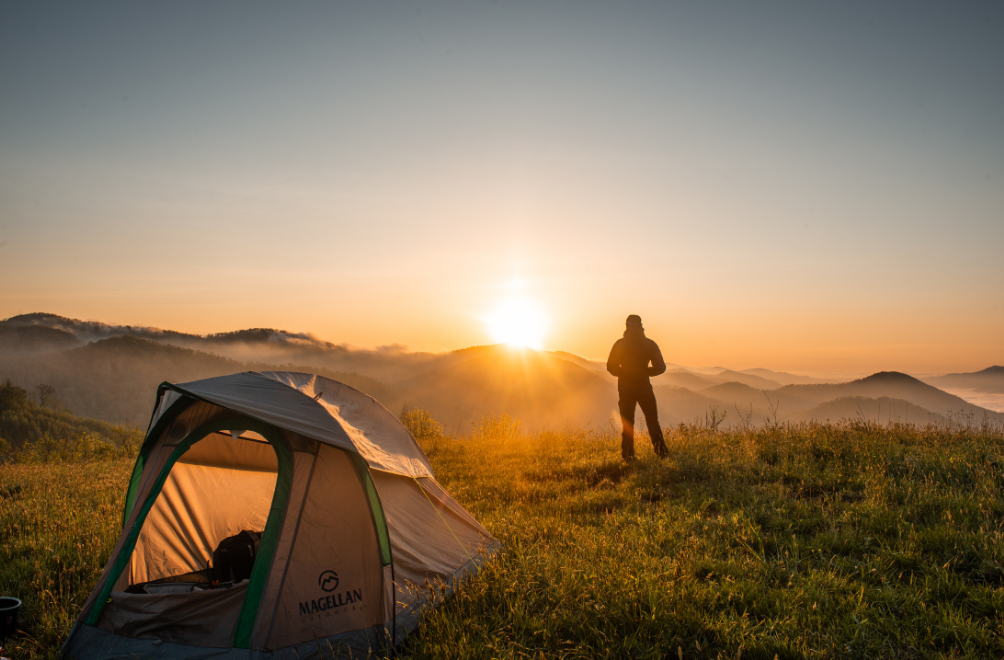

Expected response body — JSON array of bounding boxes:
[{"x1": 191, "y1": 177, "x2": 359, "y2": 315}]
[{"x1": 63, "y1": 371, "x2": 496, "y2": 659}]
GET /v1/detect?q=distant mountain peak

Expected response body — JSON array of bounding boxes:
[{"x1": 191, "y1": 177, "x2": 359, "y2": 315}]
[
  {"x1": 859, "y1": 371, "x2": 921, "y2": 383},
  {"x1": 205, "y1": 327, "x2": 333, "y2": 348},
  {"x1": 450, "y1": 343, "x2": 542, "y2": 358},
  {"x1": 0, "y1": 313, "x2": 344, "y2": 351},
  {"x1": 4, "y1": 312, "x2": 85, "y2": 327}
]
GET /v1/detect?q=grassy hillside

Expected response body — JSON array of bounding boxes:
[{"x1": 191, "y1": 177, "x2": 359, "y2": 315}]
[
  {"x1": 2, "y1": 420, "x2": 1003, "y2": 658},
  {"x1": 1, "y1": 336, "x2": 245, "y2": 425},
  {"x1": 412, "y1": 421, "x2": 1004, "y2": 659},
  {"x1": 0, "y1": 380, "x2": 141, "y2": 458}
]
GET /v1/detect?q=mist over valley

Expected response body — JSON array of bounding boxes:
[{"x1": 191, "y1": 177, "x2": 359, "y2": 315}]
[{"x1": 3, "y1": 313, "x2": 1001, "y2": 436}]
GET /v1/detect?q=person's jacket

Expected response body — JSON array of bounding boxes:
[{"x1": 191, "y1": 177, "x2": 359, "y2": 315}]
[{"x1": 606, "y1": 327, "x2": 667, "y2": 390}]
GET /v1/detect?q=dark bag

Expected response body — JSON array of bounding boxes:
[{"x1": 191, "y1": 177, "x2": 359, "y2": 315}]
[{"x1": 212, "y1": 530, "x2": 262, "y2": 583}]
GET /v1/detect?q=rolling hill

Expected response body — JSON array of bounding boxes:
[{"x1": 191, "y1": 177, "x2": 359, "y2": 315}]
[
  {"x1": 923, "y1": 366, "x2": 1004, "y2": 394},
  {"x1": 736, "y1": 367, "x2": 834, "y2": 385},
  {"x1": 0, "y1": 379, "x2": 140, "y2": 451},
  {"x1": 776, "y1": 372, "x2": 1002, "y2": 421},
  {"x1": 655, "y1": 370, "x2": 720, "y2": 391},
  {"x1": 0, "y1": 323, "x2": 81, "y2": 357},
  {"x1": 794, "y1": 396, "x2": 946, "y2": 425},
  {"x1": 396, "y1": 345, "x2": 617, "y2": 431},
  {"x1": 698, "y1": 381, "x2": 816, "y2": 416},
  {"x1": 0, "y1": 336, "x2": 405, "y2": 426},
  {"x1": 0, "y1": 313, "x2": 438, "y2": 382},
  {"x1": 714, "y1": 370, "x2": 782, "y2": 390},
  {"x1": 652, "y1": 386, "x2": 744, "y2": 426}
]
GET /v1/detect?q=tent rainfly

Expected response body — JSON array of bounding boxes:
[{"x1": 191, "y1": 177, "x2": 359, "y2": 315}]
[{"x1": 63, "y1": 371, "x2": 496, "y2": 659}]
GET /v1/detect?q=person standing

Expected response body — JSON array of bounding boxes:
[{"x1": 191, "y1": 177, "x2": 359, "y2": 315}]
[{"x1": 606, "y1": 315, "x2": 668, "y2": 461}]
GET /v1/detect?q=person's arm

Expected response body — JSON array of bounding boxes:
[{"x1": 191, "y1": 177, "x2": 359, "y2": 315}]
[
  {"x1": 606, "y1": 341, "x2": 622, "y2": 377},
  {"x1": 648, "y1": 341, "x2": 667, "y2": 377}
]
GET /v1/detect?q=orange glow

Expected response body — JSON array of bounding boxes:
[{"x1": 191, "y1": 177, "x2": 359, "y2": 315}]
[{"x1": 483, "y1": 296, "x2": 548, "y2": 350}]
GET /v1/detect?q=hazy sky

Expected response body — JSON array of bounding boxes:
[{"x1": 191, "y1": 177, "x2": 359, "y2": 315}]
[{"x1": 2, "y1": 2, "x2": 1002, "y2": 376}]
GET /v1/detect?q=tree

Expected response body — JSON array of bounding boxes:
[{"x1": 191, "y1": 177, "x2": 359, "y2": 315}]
[{"x1": 36, "y1": 384, "x2": 59, "y2": 409}]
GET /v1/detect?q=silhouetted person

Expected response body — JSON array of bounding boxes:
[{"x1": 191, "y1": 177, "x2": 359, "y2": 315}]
[{"x1": 606, "y1": 315, "x2": 668, "y2": 461}]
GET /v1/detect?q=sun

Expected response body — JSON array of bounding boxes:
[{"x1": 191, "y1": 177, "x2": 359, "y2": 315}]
[{"x1": 484, "y1": 297, "x2": 548, "y2": 350}]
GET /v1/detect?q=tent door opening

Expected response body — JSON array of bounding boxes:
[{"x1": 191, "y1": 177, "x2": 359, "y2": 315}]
[{"x1": 87, "y1": 418, "x2": 292, "y2": 648}]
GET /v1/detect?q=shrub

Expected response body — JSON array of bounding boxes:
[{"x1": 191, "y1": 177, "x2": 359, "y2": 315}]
[
  {"x1": 7, "y1": 429, "x2": 141, "y2": 464},
  {"x1": 472, "y1": 412, "x2": 521, "y2": 441},
  {"x1": 400, "y1": 406, "x2": 444, "y2": 440}
]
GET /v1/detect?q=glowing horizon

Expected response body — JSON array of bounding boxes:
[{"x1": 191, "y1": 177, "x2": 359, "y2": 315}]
[{"x1": 483, "y1": 296, "x2": 549, "y2": 351}]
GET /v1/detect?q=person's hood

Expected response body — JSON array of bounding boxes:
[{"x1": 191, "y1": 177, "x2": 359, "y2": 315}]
[{"x1": 623, "y1": 326, "x2": 646, "y2": 340}]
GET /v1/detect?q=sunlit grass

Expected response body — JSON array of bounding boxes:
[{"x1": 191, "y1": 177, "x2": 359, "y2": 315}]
[
  {"x1": 3, "y1": 420, "x2": 1003, "y2": 658},
  {"x1": 408, "y1": 421, "x2": 1004, "y2": 659},
  {"x1": 0, "y1": 460, "x2": 132, "y2": 657}
]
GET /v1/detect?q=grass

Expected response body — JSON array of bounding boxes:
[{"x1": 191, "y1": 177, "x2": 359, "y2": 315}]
[
  {"x1": 0, "y1": 460, "x2": 132, "y2": 657},
  {"x1": 2, "y1": 420, "x2": 1004, "y2": 658}
]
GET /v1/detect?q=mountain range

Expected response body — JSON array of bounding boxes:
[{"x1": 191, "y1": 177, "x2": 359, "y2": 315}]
[
  {"x1": 922, "y1": 366, "x2": 1004, "y2": 394},
  {"x1": 1, "y1": 312, "x2": 1001, "y2": 431}
]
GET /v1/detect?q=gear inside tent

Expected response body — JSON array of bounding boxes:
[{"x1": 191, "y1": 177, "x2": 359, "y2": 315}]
[{"x1": 62, "y1": 371, "x2": 496, "y2": 660}]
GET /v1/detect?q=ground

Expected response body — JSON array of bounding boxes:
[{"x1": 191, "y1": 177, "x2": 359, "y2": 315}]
[{"x1": 2, "y1": 420, "x2": 1002, "y2": 659}]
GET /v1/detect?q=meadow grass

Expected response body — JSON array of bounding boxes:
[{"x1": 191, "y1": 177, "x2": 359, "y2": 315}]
[
  {"x1": 0, "y1": 460, "x2": 132, "y2": 657},
  {"x1": 2, "y1": 421, "x2": 1003, "y2": 658}
]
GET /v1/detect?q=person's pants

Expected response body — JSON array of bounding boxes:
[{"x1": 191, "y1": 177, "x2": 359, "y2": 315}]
[{"x1": 618, "y1": 387, "x2": 667, "y2": 460}]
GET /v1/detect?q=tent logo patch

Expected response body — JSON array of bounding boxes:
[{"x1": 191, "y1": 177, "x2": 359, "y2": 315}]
[
  {"x1": 319, "y1": 570, "x2": 339, "y2": 592},
  {"x1": 299, "y1": 570, "x2": 364, "y2": 619}
]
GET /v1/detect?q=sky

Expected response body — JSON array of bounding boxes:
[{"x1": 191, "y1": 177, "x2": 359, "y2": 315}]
[{"x1": 1, "y1": 1, "x2": 1002, "y2": 377}]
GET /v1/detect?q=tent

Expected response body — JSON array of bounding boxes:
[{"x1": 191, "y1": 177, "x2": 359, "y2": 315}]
[{"x1": 63, "y1": 371, "x2": 496, "y2": 659}]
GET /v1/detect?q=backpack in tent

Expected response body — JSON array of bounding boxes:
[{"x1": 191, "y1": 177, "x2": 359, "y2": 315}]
[
  {"x1": 62, "y1": 371, "x2": 496, "y2": 659},
  {"x1": 212, "y1": 530, "x2": 262, "y2": 584}
]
